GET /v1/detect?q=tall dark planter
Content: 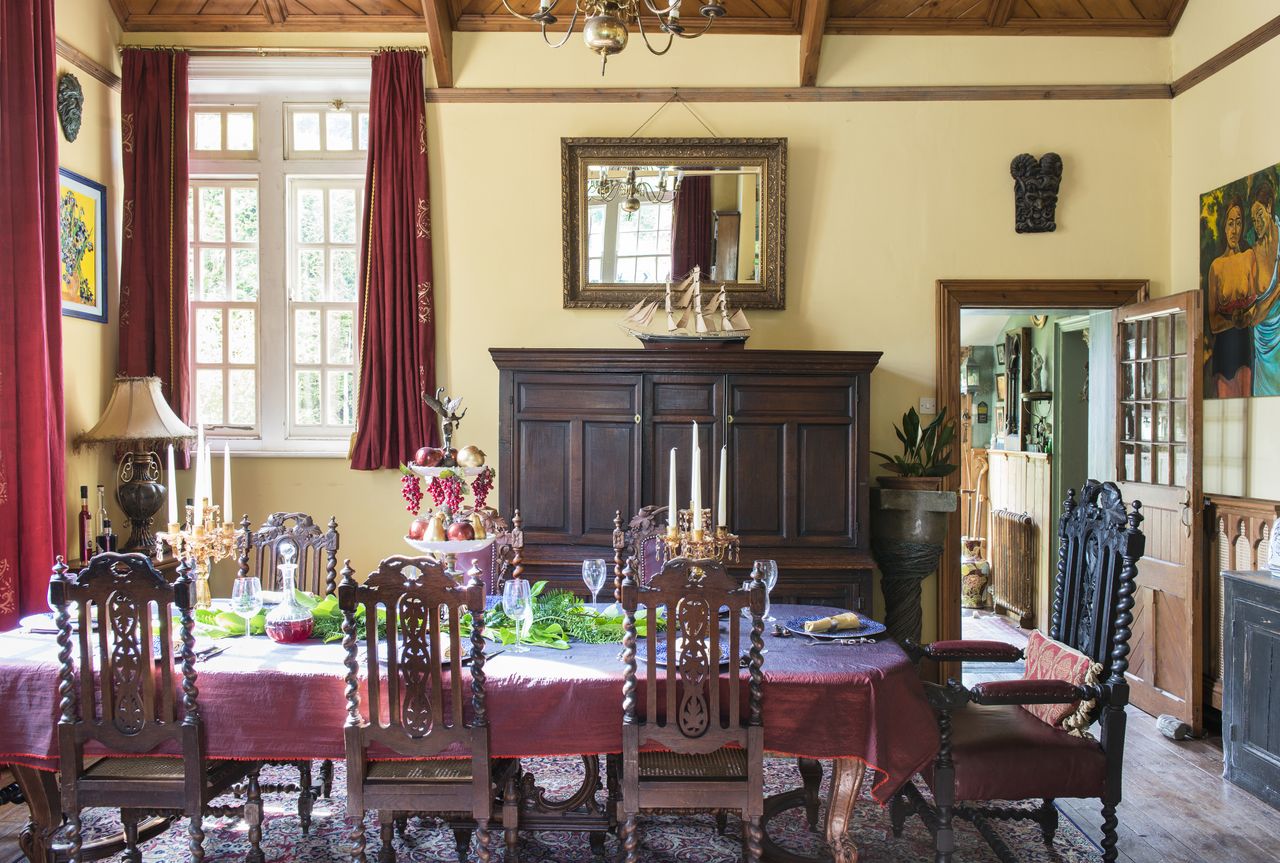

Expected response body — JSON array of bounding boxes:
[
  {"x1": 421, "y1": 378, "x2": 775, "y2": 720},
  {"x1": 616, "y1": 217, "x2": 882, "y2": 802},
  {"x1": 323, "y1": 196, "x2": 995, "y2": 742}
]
[{"x1": 870, "y1": 487, "x2": 958, "y2": 645}]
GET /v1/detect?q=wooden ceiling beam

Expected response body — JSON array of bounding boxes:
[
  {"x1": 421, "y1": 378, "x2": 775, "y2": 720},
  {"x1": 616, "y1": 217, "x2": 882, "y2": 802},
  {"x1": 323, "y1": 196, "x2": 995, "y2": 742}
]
[
  {"x1": 262, "y1": 0, "x2": 288, "y2": 26},
  {"x1": 987, "y1": 0, "x2": 1015, "y2": 27},
  {"x1": 1165, "y1": 0, "x2": 1190, "y2": 33},
  {"x1": 798, "y1": 0, "x2": 831, "y2": 87},
  {"x1": 422, "y1": 0, "x2": 455, "y2": 88},
  {"x1": 105, "y1": 0, "x2": 130, "y2": 28}
]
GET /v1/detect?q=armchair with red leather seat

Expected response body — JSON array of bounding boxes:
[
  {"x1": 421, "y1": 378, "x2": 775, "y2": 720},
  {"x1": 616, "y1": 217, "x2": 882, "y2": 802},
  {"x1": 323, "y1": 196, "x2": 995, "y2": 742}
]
[{"x1": 894, "y1": 480, "x2": 1145, "y2": 863}]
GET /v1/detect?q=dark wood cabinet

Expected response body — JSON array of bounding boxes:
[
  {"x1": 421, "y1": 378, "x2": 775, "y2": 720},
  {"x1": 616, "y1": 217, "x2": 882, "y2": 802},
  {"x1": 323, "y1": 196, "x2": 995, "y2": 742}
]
[
  {"x1": 1223, "y1": 570, "x2": 1280, "y2": 811},
  {"x1": 492, "y1": 348, "x2": 881, "y2": 611}
]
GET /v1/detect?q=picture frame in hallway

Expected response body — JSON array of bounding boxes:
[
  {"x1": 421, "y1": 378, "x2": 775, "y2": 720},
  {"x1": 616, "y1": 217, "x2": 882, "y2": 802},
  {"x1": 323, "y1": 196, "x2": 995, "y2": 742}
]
[{"x1": 57, "y1": 168, "x2": 108, "y2": 324}]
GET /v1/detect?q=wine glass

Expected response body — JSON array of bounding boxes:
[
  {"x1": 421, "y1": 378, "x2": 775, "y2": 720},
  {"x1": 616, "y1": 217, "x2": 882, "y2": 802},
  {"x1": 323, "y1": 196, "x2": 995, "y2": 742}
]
[
  {"x1": 743, "y1": 560, "x2": 778, "y2": 622},
  {"x1": 743, "y1": 580, "x2": 771, "y2": 623},
  {"x1": 230, "y1": 576, "x2": 263, "y2": 639},
  {"x1": 582, "y1": 559, "x2": 608, "y2": 607},
  {"x1": 502, "y1": 578, "x2": 532, "y2": 654}
]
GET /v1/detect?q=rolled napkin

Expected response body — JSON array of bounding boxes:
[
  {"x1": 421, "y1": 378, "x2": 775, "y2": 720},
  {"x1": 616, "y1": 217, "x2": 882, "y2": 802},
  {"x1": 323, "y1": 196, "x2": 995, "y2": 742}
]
[{"x1": 804, "y1": 612, "x2": 863, "y2": 633}]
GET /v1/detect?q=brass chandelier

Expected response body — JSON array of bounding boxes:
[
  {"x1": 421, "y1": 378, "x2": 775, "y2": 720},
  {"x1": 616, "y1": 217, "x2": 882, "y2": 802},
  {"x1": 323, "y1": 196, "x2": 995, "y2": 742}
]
[
  {"x1": 590, "y1": 166, "x2": 680, "y2": 213},
  {"x1": 500, "y1": 0, "x2": 727, "y2": 72}
]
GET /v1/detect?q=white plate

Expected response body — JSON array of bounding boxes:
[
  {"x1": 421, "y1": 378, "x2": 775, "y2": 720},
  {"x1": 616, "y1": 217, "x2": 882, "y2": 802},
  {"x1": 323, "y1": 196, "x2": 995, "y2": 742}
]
[{"x1": 403, "y1": 536, "x2": 497, "y2": 556}]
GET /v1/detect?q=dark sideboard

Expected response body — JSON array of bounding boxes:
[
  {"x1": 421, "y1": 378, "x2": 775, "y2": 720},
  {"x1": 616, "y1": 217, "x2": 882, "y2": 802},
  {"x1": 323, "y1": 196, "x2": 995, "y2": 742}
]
[
  {"x1": 1223, "y1": 569, "x2": 1280, "y2": 811},
  {"x1": 490, "y1": 348, "x2": 882, "y2": 611}
]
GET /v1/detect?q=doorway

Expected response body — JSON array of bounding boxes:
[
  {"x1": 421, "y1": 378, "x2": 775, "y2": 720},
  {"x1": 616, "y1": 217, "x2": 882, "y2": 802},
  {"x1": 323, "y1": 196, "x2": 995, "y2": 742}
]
[{"x1": 935, "y1": 280, "x2": 1151, "y2": 685}]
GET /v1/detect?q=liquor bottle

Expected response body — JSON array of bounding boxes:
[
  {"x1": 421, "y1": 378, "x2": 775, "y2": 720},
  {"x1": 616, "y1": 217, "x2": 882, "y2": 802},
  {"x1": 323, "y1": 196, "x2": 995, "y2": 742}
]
[
  {"x1": 77, "y1": 486, "x2": 92, "y2": 562},
  {"x1": 96, "y1": 485, "x2": 107, "y2": 540},
  {"x1": 97, "y1": 517, "x2": 117, "y2": 553}
]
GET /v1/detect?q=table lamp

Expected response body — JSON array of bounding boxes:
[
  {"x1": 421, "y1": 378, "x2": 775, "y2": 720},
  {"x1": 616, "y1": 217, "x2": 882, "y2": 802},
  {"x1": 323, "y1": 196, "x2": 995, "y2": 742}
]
[{"x1": 76, "y1": 376, "x2": 195, "y2": 554}]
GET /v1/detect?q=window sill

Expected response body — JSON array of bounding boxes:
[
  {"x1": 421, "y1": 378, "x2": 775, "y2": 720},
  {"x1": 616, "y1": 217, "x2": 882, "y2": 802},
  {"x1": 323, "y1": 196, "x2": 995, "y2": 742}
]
[{"x1": 206, "y1": 437, "x2": 353, "y2": 459}]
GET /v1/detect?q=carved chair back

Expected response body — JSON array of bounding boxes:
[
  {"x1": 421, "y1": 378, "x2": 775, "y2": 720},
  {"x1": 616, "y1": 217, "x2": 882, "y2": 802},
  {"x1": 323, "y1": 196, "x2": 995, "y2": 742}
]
[
  {"x1": 613, "y1": 506, "x2": 670, "y2": 598},
  {"x1": 237, "y1": 512, "x2": 340, "y2": 596},
  {"x1": 621, "y1": 557, "x2": 765, "y2": 754},
  {"x1": 455, "y1": 509, "x2": 523, "y2": 594},
  {"x1": 339, "y1": 556, "x2": 488, "y2": 760},
  {"x1": 1050, "y1": 480, "x2": 1146, "y2": 682},
  {"x1": 49, "y1": 554, "x2": 201, "y2": 765}
]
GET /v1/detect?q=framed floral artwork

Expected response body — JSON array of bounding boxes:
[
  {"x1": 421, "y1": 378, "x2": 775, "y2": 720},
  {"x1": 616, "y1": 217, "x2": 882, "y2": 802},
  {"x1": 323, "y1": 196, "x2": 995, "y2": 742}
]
[{"x1": 58, "y1": 168, "x2": 108, "y2": 323}]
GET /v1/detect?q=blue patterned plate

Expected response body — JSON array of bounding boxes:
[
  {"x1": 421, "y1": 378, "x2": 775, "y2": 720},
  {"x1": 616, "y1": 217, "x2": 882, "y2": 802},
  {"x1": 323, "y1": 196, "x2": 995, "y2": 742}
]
[
  {"x1": 642, "y1": 637, "x2": 734, "y2": 667},
  {"x1": 783, "y1": 614, "x2": 886, "y2": 640}
]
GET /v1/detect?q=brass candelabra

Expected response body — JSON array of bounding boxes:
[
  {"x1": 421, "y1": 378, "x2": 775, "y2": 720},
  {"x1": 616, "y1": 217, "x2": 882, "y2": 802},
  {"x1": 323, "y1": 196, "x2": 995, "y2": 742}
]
[
  {"x1": 660, "y1": 507, "x2": 739, "y2": 564},
  {"x1": 156, "y1": 500, "x2": 238, "y2": 609}
]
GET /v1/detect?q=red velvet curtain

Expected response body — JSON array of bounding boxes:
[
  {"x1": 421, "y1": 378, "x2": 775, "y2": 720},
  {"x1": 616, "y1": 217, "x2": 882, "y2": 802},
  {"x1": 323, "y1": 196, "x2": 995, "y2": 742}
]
[
  {"x1": 670, "y1": 175, "x2": 713, "y2": 279},
  {"x1": 118, "y1": 49, "x2": 190, "y2": 444},
  {"x1": 0, "y1": 0, "x2": 66, "y2": 624},
  {"x1": 350, "y1": 51, "x2": 437, "y2": 470}
]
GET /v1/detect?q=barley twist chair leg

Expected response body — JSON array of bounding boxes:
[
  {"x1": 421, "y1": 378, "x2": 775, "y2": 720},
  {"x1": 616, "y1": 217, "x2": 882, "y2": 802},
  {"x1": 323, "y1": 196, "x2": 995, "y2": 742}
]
[
  {"x1": 188, "y1": 814, "x2": 204, "y2": 863},
  {"x1": 620, "y1": 815, "x2": 639, "y2": 863},
  {"x1": 744, "y1": 815, "x2": 763, "y2": 863},
  {"x1": 349, "y1": 815, "x2": 368, "y2": 863},
  {"x1": 475, "y1": 819, "x2": 492, "y2": 863},
  {"x1": 66, "y1": 810, "x2": 83, "y2": 863},
  {"x1": 1100, "y1": 802, "x2": 1119, "y2": 863}
]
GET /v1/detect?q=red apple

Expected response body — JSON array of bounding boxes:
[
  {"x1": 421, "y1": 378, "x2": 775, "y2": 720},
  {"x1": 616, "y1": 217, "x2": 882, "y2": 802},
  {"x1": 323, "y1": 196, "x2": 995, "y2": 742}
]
[
  {"x1": 414, "y1": 446, "x2": 444, "y2": 467},
  {"x1": 446, "y1": 521, "x2": 475, "y2": 541},
  {"x1": 408, "y1": 516, "x2": 431, "y2": 540}
]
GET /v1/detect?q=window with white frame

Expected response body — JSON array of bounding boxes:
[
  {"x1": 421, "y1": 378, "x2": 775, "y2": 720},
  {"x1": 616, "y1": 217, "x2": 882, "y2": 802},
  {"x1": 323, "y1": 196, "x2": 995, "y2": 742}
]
[
  {"x1": 188, "y1": 93, "x2": 365, "y2": 452},
  {"x1": 586, "y1": 197, "x2": 673, "y2": 284},
  {"x1": 288, "y1": 177, "x2": 360, "y2": 435}
]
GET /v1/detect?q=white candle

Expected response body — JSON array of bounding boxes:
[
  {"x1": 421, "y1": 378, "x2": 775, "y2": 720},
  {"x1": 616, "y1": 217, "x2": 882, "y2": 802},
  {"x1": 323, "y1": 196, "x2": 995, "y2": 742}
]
[
  {"x1": 222, "y1": 443, "x2": 233, "y2": 525},
  {"x1": 193, "y1": 442, "x2": 205, "y2": 525},
  {"x1": 667, "y1": 447, "x2": 678, "y2": 533},
  {"x1": 166, "y1": 444, "x2": 178, "y2": 526},
  {"x1": 717, "y1": 445, "x2": 727, "y2": 528},
  {"x1": 691, "y1": 422, "x2": 702, "y2": 532}
]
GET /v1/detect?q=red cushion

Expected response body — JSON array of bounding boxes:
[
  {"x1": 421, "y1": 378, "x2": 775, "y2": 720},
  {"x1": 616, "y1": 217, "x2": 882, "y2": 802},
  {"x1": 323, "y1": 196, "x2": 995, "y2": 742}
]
[
  {"x1": 926, "y1": 640, "x2": 1024, "y2": 662},
  {"x1": 1021, "y1": 631, "x2": 1095, "y2": 728},
  {"x1": 925, "y1": 702, "x2": 1106, "y2": 801},
  {"x1": 971, "y1": 678, "x2": 1082, "y2": 705}
]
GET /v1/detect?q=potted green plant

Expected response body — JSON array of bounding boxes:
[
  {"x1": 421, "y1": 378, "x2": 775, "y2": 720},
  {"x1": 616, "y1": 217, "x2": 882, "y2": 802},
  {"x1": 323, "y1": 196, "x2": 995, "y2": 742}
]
[
  {"x1": 872, "y1": 406, "x2": 957, "y2": 491},
  {"x1": 870, "y1": 407, "x2": 959, "y2": 644}
]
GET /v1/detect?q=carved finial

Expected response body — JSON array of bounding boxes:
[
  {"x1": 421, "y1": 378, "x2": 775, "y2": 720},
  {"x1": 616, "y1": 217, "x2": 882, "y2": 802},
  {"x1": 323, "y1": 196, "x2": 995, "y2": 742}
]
[
  {"x1": 325, "y1": 516, "x2": 340, "y2": 596},
  {"x1": 613, "y1": 509, "x2": 625, "y2": 603},
  {"x1": 236, "y1": 515, "x2": 252, "y2": 580}
]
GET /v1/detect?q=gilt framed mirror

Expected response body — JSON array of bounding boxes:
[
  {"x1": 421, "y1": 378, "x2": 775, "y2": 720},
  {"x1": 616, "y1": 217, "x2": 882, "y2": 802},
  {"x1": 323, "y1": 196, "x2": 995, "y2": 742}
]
[{"x1": 562, "y1": 137, "x2": 786, "y2": 309}]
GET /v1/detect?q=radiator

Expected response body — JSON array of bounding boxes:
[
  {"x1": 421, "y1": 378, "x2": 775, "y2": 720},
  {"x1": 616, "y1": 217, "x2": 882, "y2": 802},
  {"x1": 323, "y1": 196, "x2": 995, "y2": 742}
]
[{"x1": 990, "y1": 509, "x2": 1036, "y2": 628}]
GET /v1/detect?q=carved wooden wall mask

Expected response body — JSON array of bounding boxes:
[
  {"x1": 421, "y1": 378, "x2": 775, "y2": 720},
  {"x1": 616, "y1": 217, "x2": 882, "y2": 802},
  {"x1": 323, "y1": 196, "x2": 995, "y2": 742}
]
[{"x1": 1011, "y1": 152, "x2": 1062, "y2": 234}]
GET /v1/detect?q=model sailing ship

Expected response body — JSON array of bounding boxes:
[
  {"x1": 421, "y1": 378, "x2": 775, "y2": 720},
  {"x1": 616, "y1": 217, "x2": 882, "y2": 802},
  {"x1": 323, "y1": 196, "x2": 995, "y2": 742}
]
[{"x1": 618, "y1": 266, "x2": 751, "y2": 349}]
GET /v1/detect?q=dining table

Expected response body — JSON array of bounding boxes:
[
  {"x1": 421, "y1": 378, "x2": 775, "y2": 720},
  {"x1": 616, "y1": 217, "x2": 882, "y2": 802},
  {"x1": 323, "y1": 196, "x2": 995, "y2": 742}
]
[{"x1": 0, "y1": 603, "x2": 939, "y2": 863}]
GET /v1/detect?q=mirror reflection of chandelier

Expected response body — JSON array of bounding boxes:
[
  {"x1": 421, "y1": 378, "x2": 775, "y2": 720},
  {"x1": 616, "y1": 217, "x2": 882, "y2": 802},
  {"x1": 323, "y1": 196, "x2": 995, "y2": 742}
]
[
  {"x1": 499, "y1": 0, "x2": 727, "y2": 72},
  {"x1": 590, "y1": 167, "x2": 681, "y2": 213}
]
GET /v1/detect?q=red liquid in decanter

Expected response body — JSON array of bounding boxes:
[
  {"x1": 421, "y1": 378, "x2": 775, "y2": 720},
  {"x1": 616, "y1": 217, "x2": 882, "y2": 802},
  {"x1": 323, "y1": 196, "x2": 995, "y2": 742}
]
[{"x1": 265, "y1": 617, "x2": 314, "y2": 644}]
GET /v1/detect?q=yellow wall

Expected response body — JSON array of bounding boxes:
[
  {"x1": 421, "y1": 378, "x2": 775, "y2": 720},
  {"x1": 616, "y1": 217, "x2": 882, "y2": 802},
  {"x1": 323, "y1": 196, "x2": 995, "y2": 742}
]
[
  {"x1": 112, "y1": 30, "x2": 1182, "y2": 634},
  {"x1": 1170, "y1": 5, "x2": 1280, "y2": 498},
  {"x1": 55, "y1": 0, "x2": 123, "y2": 562}
]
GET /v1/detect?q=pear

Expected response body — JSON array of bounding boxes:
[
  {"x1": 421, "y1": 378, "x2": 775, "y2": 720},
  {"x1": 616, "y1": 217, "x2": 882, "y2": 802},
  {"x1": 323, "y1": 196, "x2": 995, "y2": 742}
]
[
  {"x1": 470, "y1": 512, "x2": 487, "y2": 539},
  {"x1": 426, "y1": 511, "x2": 448, "y2": 542}
]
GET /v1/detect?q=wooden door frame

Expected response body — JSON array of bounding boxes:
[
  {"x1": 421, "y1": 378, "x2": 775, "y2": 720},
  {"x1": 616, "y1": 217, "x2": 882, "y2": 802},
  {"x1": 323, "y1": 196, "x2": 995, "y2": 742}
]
[{"x1": 935, "y1": 280, "x2": 1150, "y2": 675}]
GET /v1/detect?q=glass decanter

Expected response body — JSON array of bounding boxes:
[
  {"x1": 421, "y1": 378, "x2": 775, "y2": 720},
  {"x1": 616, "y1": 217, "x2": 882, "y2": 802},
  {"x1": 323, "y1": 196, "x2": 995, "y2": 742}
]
[{"x1": 264, "y1": 544, "x2": 314, "y2": 643}]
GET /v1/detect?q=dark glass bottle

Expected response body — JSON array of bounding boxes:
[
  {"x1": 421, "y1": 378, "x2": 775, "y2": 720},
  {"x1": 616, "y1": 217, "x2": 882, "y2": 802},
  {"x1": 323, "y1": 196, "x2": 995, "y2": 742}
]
[{"x1": 77, "y1": 486, "x2": 92, "y2": 562}]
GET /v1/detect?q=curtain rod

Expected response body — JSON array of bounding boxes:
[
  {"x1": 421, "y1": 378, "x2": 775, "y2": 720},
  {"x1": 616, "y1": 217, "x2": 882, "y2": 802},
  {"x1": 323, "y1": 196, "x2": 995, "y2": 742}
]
[{"x1": 117, "y1": 46, "x2": 428, "y2": 58}]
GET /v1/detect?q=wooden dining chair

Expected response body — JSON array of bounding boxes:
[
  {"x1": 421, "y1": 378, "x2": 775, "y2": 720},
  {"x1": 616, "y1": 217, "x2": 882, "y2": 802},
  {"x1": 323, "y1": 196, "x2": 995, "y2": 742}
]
[
  {"x1": 894, "y1": 480, "x2": 1146, "y2": 863},
  {"x1": 454, "y1": 509, "x2": 524, "y2": 594},
  {"x1": 340, "y1": 555, "x2": 516, "y2": 863},
  {"x1": 50, "y1": 553, "x2": 265, "y2": 863},
  {"x1": 233, "y1": 511, "x2": 341, "y2": 831},
  {"x1": 618, "y1": 556, "x2": 767, "y2": 863},
  {"x1": 611, "y1": 506, "x2": 671, "y2": 600}
]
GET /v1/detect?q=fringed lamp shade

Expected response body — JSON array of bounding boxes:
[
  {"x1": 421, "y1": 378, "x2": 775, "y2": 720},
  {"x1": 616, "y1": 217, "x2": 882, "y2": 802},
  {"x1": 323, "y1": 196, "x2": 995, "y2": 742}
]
[
  {"x1": 78, "y1": 376, "x2": 194, "y2": 446},
  {"x1": 78, "y1": 376, "x2": 194, "y2": 553}
]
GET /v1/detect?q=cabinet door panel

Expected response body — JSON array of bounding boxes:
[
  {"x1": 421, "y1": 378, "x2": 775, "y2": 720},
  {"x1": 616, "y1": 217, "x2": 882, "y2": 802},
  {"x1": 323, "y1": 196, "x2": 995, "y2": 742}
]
[
  {"x1": 516, "y1": 420, "x2": 571, "y2": 533},
  {"x1": 652, "y1": 420, "x2": 718, "y2": 518},
  {"x1": 584, "y1": 422, "x2": 640, "y2": 536},
  {"x1": 730, "y1": 423, "x2": 785, "y2": 539},
  {"x1": 652, "y1": 380, "x2": 720, "y2": 416},
  {"x1": 798, "y1": 423, "x2": 853, "y2": 539},
  {"x1": 518, "y1": 377, "x2": 639, "y2": 415},
  {"x1": 647, "y1": 375, "x2": 721, "y2": 517},
  {"x1": 731, "y1": 378, "x2": 853, "y2": 419}
]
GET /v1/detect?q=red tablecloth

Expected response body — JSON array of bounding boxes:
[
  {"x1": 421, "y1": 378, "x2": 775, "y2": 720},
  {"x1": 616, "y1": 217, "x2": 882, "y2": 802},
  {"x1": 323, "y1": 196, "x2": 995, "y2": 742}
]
[{"x1": 0, "y1": 604, "x2": 938, "y2": 802}]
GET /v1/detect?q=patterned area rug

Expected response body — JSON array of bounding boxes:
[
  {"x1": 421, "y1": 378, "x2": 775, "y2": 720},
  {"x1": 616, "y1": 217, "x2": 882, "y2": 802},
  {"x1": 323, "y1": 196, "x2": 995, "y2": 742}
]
[{"x1": 72, "y1": 759, "x2": 1101, "y2": 861}]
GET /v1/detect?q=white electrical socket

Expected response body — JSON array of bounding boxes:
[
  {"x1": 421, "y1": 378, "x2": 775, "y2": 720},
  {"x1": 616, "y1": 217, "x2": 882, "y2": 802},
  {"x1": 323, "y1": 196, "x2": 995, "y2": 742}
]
[{"x1": 919, "y1": 396, "x2": 937, "y2": 415}]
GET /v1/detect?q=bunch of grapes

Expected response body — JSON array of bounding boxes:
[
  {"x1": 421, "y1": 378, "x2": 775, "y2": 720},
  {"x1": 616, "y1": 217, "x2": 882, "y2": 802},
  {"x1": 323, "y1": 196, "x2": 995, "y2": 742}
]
[
  {"x1": 401, "y1": 474, "x2": 423, "y2": 515},
  {"x1": 471, "y1": 467, "x2": 495, "y2": 510},
  {"x1": 427, "y1": 474, "x2": 465, "y2": 513}
]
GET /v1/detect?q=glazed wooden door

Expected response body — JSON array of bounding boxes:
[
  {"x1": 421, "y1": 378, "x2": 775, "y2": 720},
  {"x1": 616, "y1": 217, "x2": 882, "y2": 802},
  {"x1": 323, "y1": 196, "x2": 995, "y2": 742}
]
[
  {"x1": 508, "y1": 373, "x2": 643, "y2": 547},
  {"x1": 1114, "y1": 292, "x2": 1203, "y2": 731}
]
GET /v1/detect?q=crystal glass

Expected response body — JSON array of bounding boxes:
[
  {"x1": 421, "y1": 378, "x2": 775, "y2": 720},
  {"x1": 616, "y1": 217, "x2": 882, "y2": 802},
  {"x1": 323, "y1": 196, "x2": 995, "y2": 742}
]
[
  {"x1": 743, "y1": 579, "x2": 770, "y2": 622},
  {"x1": 265, "y1": 543, "x2": 314, "y2": 643},
  {"x1": 229, "y1": 575, "x2": 262, "y2": 639},
  {"x1": 582, "y1": 559, "x2": 608, "y2": 606},
  {"x1": 744, "y1": 559, "x2": 778, "y2": 621},
  {"x1": 502, "y1": 578, "x2": 533, "y2": 653}
]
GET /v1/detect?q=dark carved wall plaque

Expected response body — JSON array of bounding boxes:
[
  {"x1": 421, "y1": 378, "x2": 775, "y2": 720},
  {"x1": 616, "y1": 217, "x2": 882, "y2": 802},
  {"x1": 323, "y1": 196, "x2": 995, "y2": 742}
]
[
  {"x1": 1011, "y1": 152, "x2": 1062, "y2": 234},
  {"x1": 57, "y1": 72, "x2": 84, "y2": 143}
]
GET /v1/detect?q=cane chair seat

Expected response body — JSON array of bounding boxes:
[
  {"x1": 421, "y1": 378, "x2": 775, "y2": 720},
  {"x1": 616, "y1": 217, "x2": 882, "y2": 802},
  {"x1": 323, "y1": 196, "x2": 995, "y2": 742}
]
[
  {"x1": 366, "y1": 759, "x2": 473, "y2": 783},
  {"x1": 84, "y1": 757, "x2": 247, "y2": 786},
  {"x1": 638, "y1": 747, "x2": 749, "y2": 781}
]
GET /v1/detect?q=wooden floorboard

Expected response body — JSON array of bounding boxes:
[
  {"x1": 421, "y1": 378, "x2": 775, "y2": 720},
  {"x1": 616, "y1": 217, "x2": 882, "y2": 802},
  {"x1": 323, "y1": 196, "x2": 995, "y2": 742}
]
[{"x1": 0, "y1": 710, "x2": 1275, "y2": 862}]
